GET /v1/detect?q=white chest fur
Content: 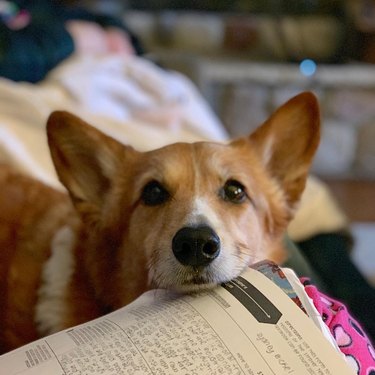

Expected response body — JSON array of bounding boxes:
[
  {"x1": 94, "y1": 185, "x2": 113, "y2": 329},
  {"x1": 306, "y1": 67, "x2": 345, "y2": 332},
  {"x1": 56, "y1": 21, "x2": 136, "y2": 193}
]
[{"x1": 35, "y1": 226, "x2": 76, "y2": 336}]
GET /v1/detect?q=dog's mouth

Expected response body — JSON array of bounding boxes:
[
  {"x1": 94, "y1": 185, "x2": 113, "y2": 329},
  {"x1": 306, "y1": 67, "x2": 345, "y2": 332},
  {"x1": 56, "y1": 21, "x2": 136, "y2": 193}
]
[
  {"x1": 150, "y1": 263, "x2": 220, "y2": 292},
  {"x1": 172, "y1": 265, "x2": 231, "y2": 292},
  {"x1": 183, "y1": 267, "x2": 212, "y2": 286}
]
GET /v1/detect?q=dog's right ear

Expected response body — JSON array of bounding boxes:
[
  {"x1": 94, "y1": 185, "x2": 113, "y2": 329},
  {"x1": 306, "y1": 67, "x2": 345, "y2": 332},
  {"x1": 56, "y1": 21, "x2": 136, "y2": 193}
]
[
  {"x1": 47, "y1": 111, "x2": 137, "y2": 221},
  {"x1": 240, "y1": 92, "x2": 320, "y2": 214}
]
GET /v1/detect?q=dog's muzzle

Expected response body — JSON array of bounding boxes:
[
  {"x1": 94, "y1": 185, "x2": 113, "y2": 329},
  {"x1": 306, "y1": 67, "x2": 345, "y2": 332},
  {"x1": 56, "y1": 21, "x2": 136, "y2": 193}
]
[{"x1": 172, "y1": 226, "x2": 220, "y2": 267}]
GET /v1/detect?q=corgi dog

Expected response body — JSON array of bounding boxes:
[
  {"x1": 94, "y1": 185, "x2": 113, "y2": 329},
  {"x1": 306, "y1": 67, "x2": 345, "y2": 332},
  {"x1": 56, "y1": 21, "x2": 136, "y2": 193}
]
[{"x1": 0, "y1": 92, "x2": 320, "y2": 353}]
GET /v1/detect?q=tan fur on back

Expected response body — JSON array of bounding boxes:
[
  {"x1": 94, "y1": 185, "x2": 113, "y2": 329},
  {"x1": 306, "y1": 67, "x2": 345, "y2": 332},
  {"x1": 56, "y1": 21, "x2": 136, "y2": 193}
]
[{"x1": 0, "y1": 166, "x2": 77, "y2": 351}]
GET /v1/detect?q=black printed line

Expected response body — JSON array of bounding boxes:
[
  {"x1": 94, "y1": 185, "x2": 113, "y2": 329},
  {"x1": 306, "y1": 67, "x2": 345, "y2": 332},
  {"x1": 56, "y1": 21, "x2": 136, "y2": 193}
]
[
  {"x1": 44, "y1": 340, "x2": 67, "y2": 375},
  {"x1": 227, "y1": 280, "x2": 272, "y2": 318}
]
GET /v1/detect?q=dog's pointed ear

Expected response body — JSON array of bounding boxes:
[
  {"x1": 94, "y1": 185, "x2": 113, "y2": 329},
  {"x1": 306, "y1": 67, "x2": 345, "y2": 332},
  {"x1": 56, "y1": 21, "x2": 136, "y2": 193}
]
[
  {"x1": 248, "y1": 92, "x2": 320, "y2": 209},
  {"x1": 47, "y1": 111, "x2": 135, "y2": 216}
]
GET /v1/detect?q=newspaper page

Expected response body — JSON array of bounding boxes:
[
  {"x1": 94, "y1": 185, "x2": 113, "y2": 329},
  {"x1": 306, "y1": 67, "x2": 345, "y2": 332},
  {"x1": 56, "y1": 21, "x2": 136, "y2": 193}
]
[{"x1": 0, "y1": 266, "x2": 354, "y2": 375}]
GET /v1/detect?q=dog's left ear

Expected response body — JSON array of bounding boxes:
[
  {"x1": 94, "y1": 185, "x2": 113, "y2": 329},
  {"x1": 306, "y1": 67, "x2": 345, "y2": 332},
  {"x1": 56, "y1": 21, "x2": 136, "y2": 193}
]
[
  {"x1": 247, "y1": 92, "x2": 320, "y2": 210},
  {"x1": 47, "y1": 111, "x2": 137, "y2": 222}
]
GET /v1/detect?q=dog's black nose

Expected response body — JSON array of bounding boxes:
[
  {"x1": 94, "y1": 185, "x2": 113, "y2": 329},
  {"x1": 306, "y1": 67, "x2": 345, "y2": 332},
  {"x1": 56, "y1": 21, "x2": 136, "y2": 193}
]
[{"x1": 172, "y1": 226, "x2": 220, "y2": 267}]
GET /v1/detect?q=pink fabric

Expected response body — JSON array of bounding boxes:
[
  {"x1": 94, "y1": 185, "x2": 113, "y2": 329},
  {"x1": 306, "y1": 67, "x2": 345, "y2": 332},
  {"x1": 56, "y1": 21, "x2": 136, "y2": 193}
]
[{"x1": 301, "y1": 279, "x2": 375, "y2": 375}]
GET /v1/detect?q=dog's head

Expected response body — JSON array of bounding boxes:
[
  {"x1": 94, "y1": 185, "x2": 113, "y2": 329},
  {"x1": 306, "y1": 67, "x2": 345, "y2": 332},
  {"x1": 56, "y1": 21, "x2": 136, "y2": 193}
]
[{"x1": 47, "y1": 92, "x2": 320, "y2": 300}]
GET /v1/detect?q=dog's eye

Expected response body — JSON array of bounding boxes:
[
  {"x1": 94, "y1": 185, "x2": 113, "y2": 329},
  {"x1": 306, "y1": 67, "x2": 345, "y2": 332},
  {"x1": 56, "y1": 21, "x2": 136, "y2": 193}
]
[
  {"x1": 141, "y1": 181, "x2": 170, "y2": 206},
  {"x1": 221, "y1": 180, "x2": 247, "y2": 203}
]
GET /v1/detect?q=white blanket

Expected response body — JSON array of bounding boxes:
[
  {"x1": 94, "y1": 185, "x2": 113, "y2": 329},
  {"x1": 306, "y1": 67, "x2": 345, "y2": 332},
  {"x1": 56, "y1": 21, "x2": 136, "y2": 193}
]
[
  {"x1": 0, "y1": 54, "x2": 346, "y2": 240},
  {"x1": 0, "y1": 55, "x2": 227, "y2": 189}
]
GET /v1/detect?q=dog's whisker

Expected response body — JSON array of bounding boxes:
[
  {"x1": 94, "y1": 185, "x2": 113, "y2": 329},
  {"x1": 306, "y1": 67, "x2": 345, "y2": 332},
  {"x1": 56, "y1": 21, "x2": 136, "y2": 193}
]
[{"x1": 235, "y1": 243, "x2": 253, "y2": 259}]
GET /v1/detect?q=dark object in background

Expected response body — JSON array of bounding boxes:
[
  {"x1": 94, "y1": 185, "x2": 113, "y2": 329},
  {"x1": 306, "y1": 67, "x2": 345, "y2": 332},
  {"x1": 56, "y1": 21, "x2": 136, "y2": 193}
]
[
  {"x1": 0, "y1": 1, "x2": 74, "y2": 83},
  {"x1": 349, "y1": 0, "x2": 375, "y2": 63},
  {"x1": 125, "y1": 0, "x2": 350, "y2": 63},
  {"x1": 126, "y1": 0, "x2": 344, "y2": 14},
  {"x1": 0, "y1": 0, "x2": 142, "y2": 83}
]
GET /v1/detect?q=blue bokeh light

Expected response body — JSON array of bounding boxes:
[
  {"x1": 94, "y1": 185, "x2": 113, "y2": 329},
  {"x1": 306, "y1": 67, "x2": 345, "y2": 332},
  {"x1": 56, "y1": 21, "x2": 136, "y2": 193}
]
[{"x1": 299, "y1": 59, "x2": 317, "y2": 77}]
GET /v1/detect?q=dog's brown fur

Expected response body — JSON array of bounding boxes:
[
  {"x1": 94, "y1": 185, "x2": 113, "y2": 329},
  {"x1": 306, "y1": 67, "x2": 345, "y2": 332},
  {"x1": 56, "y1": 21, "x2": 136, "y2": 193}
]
[{"x1": 0, "y1": 92, "x2": 320, "y2": 353}]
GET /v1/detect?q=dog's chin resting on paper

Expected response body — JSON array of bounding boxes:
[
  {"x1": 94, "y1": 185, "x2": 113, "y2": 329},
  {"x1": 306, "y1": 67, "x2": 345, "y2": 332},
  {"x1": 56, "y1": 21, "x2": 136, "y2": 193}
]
[{"x1": 0, "y1": 92, "x2": 320, "y2": 353}]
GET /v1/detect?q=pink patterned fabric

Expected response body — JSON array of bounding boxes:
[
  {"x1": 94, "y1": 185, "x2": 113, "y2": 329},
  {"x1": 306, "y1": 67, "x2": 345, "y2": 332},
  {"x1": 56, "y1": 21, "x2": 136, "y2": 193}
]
[{"x1": 301, "y1": 279, "x2": 375, "y2": 375}]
